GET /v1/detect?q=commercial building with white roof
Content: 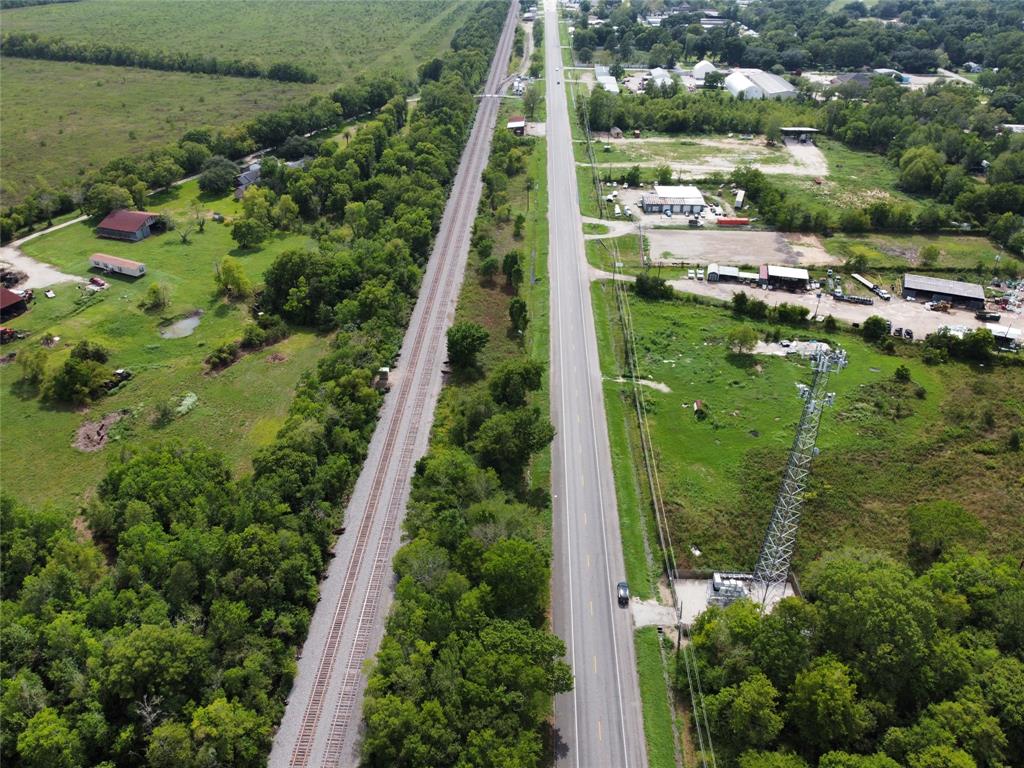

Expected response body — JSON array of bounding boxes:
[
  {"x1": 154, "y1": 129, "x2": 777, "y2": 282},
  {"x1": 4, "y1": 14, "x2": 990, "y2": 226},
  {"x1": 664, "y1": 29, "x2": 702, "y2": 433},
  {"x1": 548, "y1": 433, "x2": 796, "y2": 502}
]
[
  {"x1": 640, "y1": 185, "x2": 707, "y2": 215},
  {"x1": 724, "y1": 69, "x2": 796, "y2": 100}
]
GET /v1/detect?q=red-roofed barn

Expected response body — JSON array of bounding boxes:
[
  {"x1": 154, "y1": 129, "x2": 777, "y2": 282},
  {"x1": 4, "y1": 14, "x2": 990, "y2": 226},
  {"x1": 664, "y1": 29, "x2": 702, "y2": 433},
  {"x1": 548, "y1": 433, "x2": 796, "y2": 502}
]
[
  {"x1": 96, "y1": 210, "x2": 160, "y2": 242},
  {"x1": 0, "y1": 287, "x2": 28, "y2": 320}
]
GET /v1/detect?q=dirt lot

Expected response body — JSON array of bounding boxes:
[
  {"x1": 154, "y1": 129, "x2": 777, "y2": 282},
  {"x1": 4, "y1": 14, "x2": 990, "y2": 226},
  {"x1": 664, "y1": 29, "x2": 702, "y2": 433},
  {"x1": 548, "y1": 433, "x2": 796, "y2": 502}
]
[
  {"x1": 646, "y1": 229, "x2": 838, "y2": 267},
  {"x1": 588, "y1": 135, "x2": 828, "y2": 177}
]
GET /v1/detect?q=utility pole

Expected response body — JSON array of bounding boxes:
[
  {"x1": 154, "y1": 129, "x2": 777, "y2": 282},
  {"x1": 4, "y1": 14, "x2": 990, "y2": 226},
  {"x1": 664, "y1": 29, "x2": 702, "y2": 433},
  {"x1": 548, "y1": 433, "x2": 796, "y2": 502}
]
[{"x1": 752, "y1": 347, "x2": 846, "y2": 606}]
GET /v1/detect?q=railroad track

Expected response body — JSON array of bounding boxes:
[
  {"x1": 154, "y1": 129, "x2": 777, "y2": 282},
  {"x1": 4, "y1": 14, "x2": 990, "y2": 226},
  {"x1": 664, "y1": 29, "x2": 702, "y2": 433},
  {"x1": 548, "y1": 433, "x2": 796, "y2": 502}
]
[{"x1": 275, "y1": 4, "x2": 518, "y2": 767}]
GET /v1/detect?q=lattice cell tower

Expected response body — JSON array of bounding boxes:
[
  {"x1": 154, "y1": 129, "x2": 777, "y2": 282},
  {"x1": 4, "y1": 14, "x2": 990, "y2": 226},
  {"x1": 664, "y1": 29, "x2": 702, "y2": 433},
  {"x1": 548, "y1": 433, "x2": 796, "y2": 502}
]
[{"x1": 752, "y1": 346, "x2": 847, "y2": 605}]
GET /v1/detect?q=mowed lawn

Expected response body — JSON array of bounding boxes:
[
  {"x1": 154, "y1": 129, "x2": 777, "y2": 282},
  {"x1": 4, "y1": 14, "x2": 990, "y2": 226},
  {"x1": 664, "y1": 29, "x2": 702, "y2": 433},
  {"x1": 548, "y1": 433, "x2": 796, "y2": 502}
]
[
  {"x1": 0, "y1": 0, "x2": 473, "y2": 84},
  {"x1": 591, "y1": 284, "x2": 1024, "y2": 574},
  {"x1": 0, "y1": 59, "x2": 317, "y2": 203},
  {"x1": 0, "y1": 182, "x2": 331, "y2": 509}
]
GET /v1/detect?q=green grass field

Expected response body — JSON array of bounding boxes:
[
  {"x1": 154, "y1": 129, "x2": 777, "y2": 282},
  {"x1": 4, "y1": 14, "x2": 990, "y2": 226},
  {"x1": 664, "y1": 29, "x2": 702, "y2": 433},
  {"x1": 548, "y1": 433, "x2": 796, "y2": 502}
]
[
  {"x1": 591, "y1": 284, "x2": 1024, "y2": 574},
  {"x1": 0, "y1": 0, "x2": 472, "y2": 84},
  {"x1": 0, "y1": 181, "x2": 330, "y2": 508},
  {"x1": 579, "y1": 136, "x2": 790, "y2": 167},
  {"x1": 0, "y1": 0, "x2": 473, "y2": 203},
  {"x1": 824, "y1": 233, "x2": 1013, "y2": 273},
  {"x1": 635, "y1": 628, "x2": 679, "y2": 768},
  {"x1": 0, "y1": 58, "x2": 318, "y2": 203},
  {"x1": 771, "y1": 138, "x2": 923, "y2": 212}
]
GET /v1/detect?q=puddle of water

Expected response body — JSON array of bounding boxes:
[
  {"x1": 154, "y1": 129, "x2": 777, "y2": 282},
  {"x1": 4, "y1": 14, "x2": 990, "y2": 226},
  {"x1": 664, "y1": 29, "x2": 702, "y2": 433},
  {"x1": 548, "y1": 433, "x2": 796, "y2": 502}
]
[{"x1": 160, "y1": 311, "x2": 203, "y2": 339}]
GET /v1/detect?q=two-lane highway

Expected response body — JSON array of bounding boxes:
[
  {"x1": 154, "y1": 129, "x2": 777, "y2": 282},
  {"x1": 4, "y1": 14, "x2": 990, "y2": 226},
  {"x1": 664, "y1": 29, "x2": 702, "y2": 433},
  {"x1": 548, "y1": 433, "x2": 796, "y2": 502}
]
[{"x1": 544, "y1": 0, "x2": 648, "y2": 766}]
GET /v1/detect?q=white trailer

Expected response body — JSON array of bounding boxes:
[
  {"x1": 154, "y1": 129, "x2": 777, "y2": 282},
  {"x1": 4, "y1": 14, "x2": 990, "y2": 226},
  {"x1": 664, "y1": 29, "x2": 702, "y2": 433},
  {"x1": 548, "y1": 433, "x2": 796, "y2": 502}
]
[{"x1": 90, "y1": 253, "x2": 146, "y2": 278}]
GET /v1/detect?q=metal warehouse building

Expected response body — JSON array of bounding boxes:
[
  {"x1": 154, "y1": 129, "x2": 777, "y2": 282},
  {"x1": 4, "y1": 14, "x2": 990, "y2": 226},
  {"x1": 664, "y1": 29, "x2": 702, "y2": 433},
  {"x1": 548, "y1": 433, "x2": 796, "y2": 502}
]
[
  {"x1": 760, "y1": 264, "x2": 810, "y2": 291},
  {"x1": 902, "y1": 274, "x2": 985, "y2": 310},
  {"x1": 640, "y1": 185, "x2": 707, "y2": 215}
]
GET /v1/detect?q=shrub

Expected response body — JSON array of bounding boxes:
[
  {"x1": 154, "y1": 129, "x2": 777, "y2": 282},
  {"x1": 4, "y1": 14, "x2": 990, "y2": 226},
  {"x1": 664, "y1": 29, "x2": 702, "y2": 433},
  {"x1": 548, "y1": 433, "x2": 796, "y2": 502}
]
[
  {"x1": 634, "y1": 273, "x2": 673, "y2": 300},
  {"x1": 862, "y1": 315, "x2": 889, "y2": 343},
  {"x1": 205, "y1": 342, "x2": 239, "y2": 370},
  {"x1": 241, "y1": 324, "x2": 268, "y2": 349}
]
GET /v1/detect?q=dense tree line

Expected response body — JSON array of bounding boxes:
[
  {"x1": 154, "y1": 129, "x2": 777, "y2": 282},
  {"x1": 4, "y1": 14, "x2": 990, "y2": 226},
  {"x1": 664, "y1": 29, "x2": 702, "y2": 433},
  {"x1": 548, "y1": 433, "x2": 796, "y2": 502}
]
[
  {"x1": 0, "y1": 0, "x2": 80, "y2": 8},
  {"x1": 572, "y1": 0, "x2": 1024, "y2": 78},
  {"x1": 684, "y1": 546, "x2": 1024, "y2": 768},
  {"x1": 0, "y1": 3, "x2": 512, "y2": 765},
  {"x1": 0, "y1": 31, "x2": 318, "y2": 82}
]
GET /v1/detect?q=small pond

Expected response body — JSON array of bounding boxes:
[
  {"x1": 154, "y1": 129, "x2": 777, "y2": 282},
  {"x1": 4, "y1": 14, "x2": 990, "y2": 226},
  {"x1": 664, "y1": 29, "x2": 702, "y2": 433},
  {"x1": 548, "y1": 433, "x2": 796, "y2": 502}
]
[{"x1": 159, "y1": 311, "x2": 203, "y2": 339}]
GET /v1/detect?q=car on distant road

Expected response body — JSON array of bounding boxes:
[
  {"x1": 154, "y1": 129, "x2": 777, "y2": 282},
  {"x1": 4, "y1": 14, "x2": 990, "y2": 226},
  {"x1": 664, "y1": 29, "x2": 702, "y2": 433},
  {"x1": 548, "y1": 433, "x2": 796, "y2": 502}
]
[{"x1": 616, "y1": 581, "x2": 630, "y2": 607}]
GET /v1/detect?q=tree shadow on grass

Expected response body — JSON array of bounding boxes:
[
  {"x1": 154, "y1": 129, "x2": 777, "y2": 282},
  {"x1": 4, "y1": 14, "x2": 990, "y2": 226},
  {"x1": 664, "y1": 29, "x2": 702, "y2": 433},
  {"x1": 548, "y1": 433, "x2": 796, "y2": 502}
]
[
  {"x1": 726, "y1": 351, "x2": 758, "y2": 370},
  {"x1": 7, "y1": 378, "x2": 40, "y2": 402}
]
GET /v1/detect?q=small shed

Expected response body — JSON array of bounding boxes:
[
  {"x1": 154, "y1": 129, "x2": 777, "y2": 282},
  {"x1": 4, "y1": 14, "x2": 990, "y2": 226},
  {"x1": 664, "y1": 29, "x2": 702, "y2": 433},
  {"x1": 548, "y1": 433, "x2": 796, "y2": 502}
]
[
  {"x1": 90, "y1": 253, "x2": 146, "y2": 278},
  {"x1": 780, "y1": 127, "x2": 820, "y2": 144},
  {"x1": 0, "y1": 287, "x2": 28, "y2": 320},
  {"x1": 96, "y1": 210, "x2": 160, "y2": 242},
  {"x1": 507, "y1": 115, "x2": 526, "y2": 136}
]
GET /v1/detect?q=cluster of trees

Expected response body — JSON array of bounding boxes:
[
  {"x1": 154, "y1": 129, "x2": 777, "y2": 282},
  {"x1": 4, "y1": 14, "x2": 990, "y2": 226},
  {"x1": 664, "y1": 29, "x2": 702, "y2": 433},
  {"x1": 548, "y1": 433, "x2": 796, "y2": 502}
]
[
  {"x1": 331, "y1": 74, "x2": 410, "y2": 121},
  {"x1": 571, "y1": 0, "x2": 1024, "y2": 78},
  {"x1": 0, "y1": 31, "x2": 318, "y2": 81},
  {"x1": 0, "y1": 3, "x2": 513, "y2": 766},
  {"x1": 578, "y1": 85, "x2": 818, "y2": 135},
  {"x1": 14, "y1": 339, "x2": 118, "y2": 405},
  {"x1": 686, "y1": 545, "x2": 1024, "y2": 768}
]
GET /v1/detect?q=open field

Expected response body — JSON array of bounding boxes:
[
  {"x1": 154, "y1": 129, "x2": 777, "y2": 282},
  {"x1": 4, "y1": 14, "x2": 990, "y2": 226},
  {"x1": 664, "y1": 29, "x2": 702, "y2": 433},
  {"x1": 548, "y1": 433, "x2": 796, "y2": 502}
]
[
  {"x1": 578, "y1": 135, "x2": 800, "y2": 173},
  {"x1": 591, "y1": 285, "x2": 1024, "y2": 574},
  {"x1": 0, "y1": 0, "x2": 474, "y2": 203},
  {"x1": 0, "y1": 0, "x2": 472, "y2": 84},
  {"x1": 770, "y1": 138, "x2": 924, "y2": 211},
  {"x1": 0, "y1": 58, "x2": 317, "y2": 203},
  {"x1": 824, "y1": 233, "x2": 1015, "y2": 274},
  {"x1": 0, "y1": 181, "x2": 329, "y2": 508}
]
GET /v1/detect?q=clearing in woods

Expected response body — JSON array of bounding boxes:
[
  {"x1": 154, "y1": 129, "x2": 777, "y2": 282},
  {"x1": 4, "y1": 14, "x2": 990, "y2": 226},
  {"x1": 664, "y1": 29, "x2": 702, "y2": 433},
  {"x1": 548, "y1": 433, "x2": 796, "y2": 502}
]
[{"x1": 0, "y1": 180, "x2": 331, "y2": 510}]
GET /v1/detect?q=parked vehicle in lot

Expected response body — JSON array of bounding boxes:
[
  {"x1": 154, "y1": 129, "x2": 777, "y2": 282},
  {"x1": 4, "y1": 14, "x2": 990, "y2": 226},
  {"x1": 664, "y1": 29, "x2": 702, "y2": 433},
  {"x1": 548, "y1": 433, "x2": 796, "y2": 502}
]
[
  {"x1": 696, "y1": 269, "x2": 705, "y2": 281},
  {"x1": 616, "y1": 581, "x2": 630, "y2": 607},
  {"x1": 893, "y1": 327, "x2": 903, "y2": 337},
  {"x1": 903, "y1": 328, "x2": 914, "y2": 339},
  {"x1": 687, "y1": 269, "x2": 696, "y2": 280},
  {"x1": 976, "y1": 311, "x2": 1001, "y2": 322},
  {"x1": 663, "y1": 210, "x2": 672, "y2": 218}
]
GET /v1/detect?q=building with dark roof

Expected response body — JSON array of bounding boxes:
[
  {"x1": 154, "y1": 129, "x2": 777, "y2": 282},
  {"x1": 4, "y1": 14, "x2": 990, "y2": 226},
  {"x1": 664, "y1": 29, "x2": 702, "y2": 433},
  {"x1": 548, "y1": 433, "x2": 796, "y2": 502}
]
[
  {"x1": 96, "y1": 210, "x2": 160, "y2": 242},
  {"x1": 0, "y1": 287, "x2": 28, "y2": 320},
  {"x1": 902, "y1": 273, "x2": 985, "y2": 310}
]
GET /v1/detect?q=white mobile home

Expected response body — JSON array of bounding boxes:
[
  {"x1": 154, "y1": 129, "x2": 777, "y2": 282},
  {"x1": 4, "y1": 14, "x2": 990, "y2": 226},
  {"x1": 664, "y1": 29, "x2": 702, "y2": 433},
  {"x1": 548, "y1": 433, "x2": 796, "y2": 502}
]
[{"x1": 90, "y1": 253, "x2": 146, "y2": 278}]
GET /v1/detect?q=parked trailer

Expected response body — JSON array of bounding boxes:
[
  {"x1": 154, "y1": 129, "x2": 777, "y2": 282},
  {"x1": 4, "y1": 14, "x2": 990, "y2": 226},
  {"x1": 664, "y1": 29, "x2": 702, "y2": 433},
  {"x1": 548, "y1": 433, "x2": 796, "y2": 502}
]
[
  {"x1": 716, "y1": 217, "x2": 750, "y2": 226},
  {"x1": 852, "y1": 272, "x2": 891, "y2": 300}
]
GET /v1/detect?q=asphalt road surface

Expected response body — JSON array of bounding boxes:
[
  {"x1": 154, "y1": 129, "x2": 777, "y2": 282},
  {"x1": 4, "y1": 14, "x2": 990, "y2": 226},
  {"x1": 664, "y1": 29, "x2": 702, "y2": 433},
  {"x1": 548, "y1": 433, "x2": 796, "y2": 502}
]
[
  {"x1": 267, "y1": 4, "x2": 518, "y2": 767},
  {"x1": 544, "y1": 0, "x2": 648, "y2": 766}
]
